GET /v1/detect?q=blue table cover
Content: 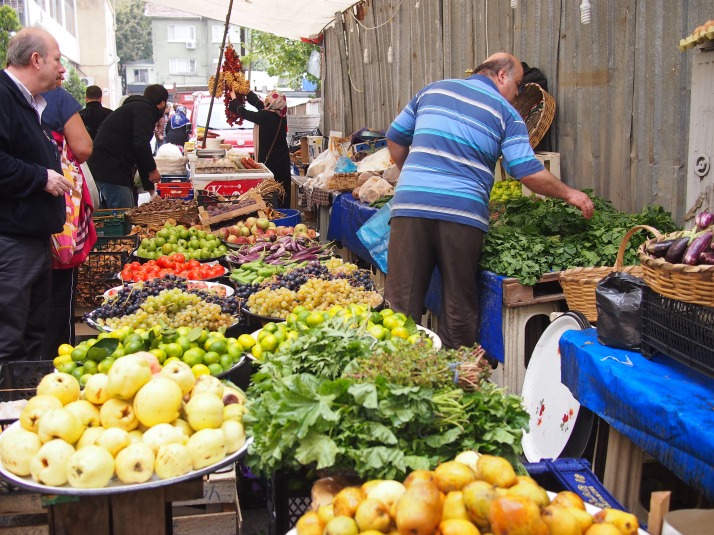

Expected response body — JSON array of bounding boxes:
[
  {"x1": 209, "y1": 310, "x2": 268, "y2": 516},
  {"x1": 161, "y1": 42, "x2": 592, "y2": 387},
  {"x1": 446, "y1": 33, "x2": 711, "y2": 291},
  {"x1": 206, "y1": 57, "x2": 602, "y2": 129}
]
[
  {"x1": 328, "y1": 194, "x2": 507, "y2": 361},
  {"x1": 559, "y1": 328, "x2": 714, "y2": 501}
]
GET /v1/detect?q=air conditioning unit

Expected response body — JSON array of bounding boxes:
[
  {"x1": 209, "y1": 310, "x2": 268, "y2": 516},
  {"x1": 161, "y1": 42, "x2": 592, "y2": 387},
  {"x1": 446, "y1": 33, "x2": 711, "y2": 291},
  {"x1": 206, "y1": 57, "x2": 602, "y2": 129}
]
[
  {"x1": 185, "y1": 41, "x2": 196, "y2": 50},
  {"x1": 80, "y1": 76, "x2": 94, "y2": 86}
]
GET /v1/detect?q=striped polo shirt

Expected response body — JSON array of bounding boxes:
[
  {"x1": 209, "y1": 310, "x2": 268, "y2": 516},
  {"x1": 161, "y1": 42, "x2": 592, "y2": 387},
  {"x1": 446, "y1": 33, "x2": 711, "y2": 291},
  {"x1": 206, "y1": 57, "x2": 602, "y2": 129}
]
[{"x1": 386, "y1": 74, "x2": 544, "y2": 232}]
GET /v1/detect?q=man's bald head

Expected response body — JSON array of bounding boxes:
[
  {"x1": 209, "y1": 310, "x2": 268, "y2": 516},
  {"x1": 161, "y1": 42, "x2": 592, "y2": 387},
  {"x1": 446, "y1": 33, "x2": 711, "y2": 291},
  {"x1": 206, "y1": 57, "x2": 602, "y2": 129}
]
[{"x1": 473, "y1": 52, "x2": 523, "y2": 102}]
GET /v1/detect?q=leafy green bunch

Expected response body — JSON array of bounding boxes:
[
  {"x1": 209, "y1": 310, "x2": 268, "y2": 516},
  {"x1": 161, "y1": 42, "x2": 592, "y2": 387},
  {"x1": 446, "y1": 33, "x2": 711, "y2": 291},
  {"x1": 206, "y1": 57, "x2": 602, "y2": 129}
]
[{"x1": 481, "y1": 192, "x2": 679, "y2": 284}]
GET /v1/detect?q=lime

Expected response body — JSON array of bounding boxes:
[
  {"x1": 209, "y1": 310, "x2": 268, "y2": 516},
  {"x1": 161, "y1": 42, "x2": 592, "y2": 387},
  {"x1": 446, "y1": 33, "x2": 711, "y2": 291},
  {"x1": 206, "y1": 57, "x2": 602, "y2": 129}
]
[
  {"x1": 379, "y1": 308, "x2": 395, "y2": 318},
  {"x1": 175, "y1": 336, "x2": 192, "y2": 353},
  {"x1": 393, "y1": 312, "x2": 408, "y2": 324},
  {"x1": 259, "y1": 333, "x2": 279, "y2": 352},
  {"x1": 70, "y1": 346, "x2": 88, "y2": 363},
  {"x1": 391, "y1": 326, "x2": 410, "y2": 339},
  {"x1": 82, "y1": 360, "x2": 99, "y2": 375},
  {"x1": 53, "y1": 354, "x2": 71, "y2": 369},
  {"x1": 110, "y1": 345, "x2": 125, "y2": 359},
  {"x1": 203, "y1": 351, "x2": 221, "y2": 365},
  {"x1": 262, "y1": 322, "x2": 279, "y2": 333},
  {"x1": 382, "y1": 316, "x2": 402, "y2": 331},
  {"x1": 71, "y1": 366, "x2": 84, "y2": 380},
  {"x1": 58, "y1": 361, "x2": 77, "y2": 374},
  {"x1": 149, "y1": 348, "x2": 167, "y2": 364},
  {"x1": 226, "y1": 343, "x2": 243, "y2": 360},
  {"x1": 236, "y1": 334, "x2": 256, "y2": 351},
  {"x1": 182, "y1": 347, "x2": 205, "y2": 367},
  {"x1": 207, "y1": 340, "x2": 228, "y2": 355},
  {"x1": 368, "y1": 325, "x2": 388, "y2": 341},
  {"x1": 163, "y1": 342, "x2": 184, "y2": 360},
  {"x1": 207, "y1": 363, "x2": 224, "y2": 376},
  {"x1": 123, "y1": 339, "x2": 144, "y2": 355},
  {"x1": 176, "y1": 326, "x2": 191, "y2": 337},
  {"x1": 407, "y1": 334, "x2": 422, "y2": 345},
  {"x1": 219, "y1": 354, "x2": 234, "y2": 370},
  {"x1": 285, "y1": 313, "x2": 298, "y2": 326},
  {"x1": 97, "y1": 357, "x2": 115, "y2": 374},
  {"x1": 57, "y1": 343, "x2": 74, "y2": 356},
  {"x1": 192, "y1": 364, "x2": 211, "y2": 377},
  {"x1": 305, "y1": 312, "x2": 325, "y2": 328},
  {"x1": 250, "y1": 344, "x2": 263, "y2": 360}
]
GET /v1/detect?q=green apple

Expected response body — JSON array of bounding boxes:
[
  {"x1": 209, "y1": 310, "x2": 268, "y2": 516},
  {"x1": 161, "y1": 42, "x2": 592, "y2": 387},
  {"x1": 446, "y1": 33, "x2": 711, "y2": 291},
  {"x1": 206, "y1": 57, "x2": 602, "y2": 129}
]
[
  {"x1": 0, "y1": 427, "x2": 42, "y2": 476},
  {"x1": 37, "y1": 372, "x2": 81, "y2": 406},
  {"x1": 115, "y1": 442, "x2": 155, "y2": 484},
  {"x1": 37, "y1": 408, "x2": 85, "y2": 445},
  {"x1": 66, "y1": 445, "x2": 115, "y2": 488},
  {"x1": 184, "y1": 393, "x2": 223, "y2": 431},
  {"x1": 30, "y1": 438, "x2": 75, "y2": 486},
  {"x1": 186, "y1": 428, "x2": 227, "y2": 470},
  {"x1": 19, "y1": 395, "x2": 63, "y2": 433},
  {"x1": 154, "y1": 443, "x2": 193, "y2": 480},
  {"x1": 106, "y1": 353, "x2": 152, "y2": 400},
  {"x1": 133, "y1": 377, "x2": 183, "y2": 427},
  {"x1": 99, "y1": 398, "x2": 139, "y2": 431}
]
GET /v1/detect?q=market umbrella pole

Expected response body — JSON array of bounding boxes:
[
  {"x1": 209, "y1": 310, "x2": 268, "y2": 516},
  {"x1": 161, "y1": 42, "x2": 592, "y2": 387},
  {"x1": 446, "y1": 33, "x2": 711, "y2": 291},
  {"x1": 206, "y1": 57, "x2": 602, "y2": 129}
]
[{"x1": 202, "y1": 0, "x2": 235, "y2": 149}]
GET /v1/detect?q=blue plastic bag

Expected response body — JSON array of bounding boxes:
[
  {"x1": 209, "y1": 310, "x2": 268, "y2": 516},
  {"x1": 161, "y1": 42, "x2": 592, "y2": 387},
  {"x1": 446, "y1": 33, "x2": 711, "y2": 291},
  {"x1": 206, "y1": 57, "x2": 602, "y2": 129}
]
[
  {"x1": 356, "y1": 199, "x2": 392, "y2": 273},
  {"x1": 335, "y1": 156, "x2": 358, "y2": 173}
]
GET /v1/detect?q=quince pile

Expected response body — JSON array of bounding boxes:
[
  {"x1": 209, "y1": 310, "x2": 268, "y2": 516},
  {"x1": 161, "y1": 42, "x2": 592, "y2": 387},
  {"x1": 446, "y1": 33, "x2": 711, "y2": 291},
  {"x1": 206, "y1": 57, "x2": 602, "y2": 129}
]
[
  {"x1": 0, "y1": 352, "x2": 248, "y2": 488},
  {"x1": 297, "y1": 451, "x2": 639, "y2": 535}
]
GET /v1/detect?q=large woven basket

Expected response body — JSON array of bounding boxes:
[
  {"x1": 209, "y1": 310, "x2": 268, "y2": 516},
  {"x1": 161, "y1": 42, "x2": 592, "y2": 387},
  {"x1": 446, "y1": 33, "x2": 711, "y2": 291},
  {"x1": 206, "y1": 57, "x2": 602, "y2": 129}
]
[
  {"x1": 326, "y1": 172, "x2": 360, "y2": 192},
  {"x1": 638, "y1": 231, "x2": 714, "y2": 307},
  {"x1": 559, "y1": 225, "x2": 661, "y2": 322},
  {"x1": 512, "y1": 83, "x2": 556, "y2": 148}
]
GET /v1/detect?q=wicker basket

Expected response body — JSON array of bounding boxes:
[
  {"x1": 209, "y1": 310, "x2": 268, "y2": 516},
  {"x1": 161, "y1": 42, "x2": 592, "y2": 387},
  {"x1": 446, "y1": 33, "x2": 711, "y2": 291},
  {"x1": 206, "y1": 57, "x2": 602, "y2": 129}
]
[
  {"x1": 326, "y1": 172, "x2": 360, "y2": 192},
  {"x1": 512, "y1": 83, "x2": 556, "y2": 148},
  {"x1": 559, "y1": 225, "x2": 661, "y2": 322},
  {"x1": 637, "y1": 232, "x2": 714, "y2": 307}
]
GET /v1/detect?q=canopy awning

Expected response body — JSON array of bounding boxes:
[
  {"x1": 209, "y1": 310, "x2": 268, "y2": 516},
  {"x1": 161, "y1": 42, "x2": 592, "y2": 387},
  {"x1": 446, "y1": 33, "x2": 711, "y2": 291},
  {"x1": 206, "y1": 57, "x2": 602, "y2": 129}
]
[{"x1": 145, "y1": 0, "x2": 361, "y2": 41}]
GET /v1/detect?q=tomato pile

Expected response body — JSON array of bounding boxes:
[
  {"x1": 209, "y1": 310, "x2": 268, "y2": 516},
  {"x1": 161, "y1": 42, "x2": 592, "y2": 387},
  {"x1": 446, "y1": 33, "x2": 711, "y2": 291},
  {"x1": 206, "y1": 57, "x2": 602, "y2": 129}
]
[{"x1": 120, "y1": 254, "x2": 226, "y2": 282}]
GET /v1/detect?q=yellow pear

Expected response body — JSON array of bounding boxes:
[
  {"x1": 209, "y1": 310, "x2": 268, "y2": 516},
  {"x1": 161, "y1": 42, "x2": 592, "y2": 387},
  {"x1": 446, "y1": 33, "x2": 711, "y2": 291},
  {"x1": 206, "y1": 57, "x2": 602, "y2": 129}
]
[
  {"x1": 584, "y1": 524, "x2": 622, "y2": 535},
  {"x1": 317, "y1": 503, "x2": 335, "y2": 525},
  {"x1": 394, "y1": 480, "x2": 442, "y2": 535},
  {"x1": 332, "y1": 486, "x2": 365, "y2": 518},
  {"x1": 453, "y1": 450, "x2": 481, "y2": 475},
  {"x1": 295, "y1": 511, "x2": 324, "y2": 535},
  {"x1": 541, "y1": 505, "x2": 582, "y2": 535},
  {"x1": 476, "y1": 455, "x2": 517, "y2": 488},
  {"x1": 403, "y1": 469, "x2": 435, "y2": 488},
  {"x1": 355, "y1": 498, "x2": 392, "y2": 533},
  {"x1": 324, "y1": 515, "x2": 359, "y2": 535},
  {"x1": 442, "y1": 491, "x2": 470, "y2": 521},
  {"x1": 439, "y1": 518, "x2": 481, "y2": 535},
  {"x1": 462, "y1": 480, "x2": 499, "y2": 532},
  {"x1": 434, "y1": 461, "x2": 477, "y2": 493},
  {"x1": 551, "y1": 491, "x2": 586, "y2": 510},
  {"x1": 487, "y1": 495, "x2": 548, "y2": 535},
  {"x1": 563, "y1": 506, "x2": 594, "y2": 533},
  {"x1": 593, "y1": 508, "x2": 639, "y2": 535},
  {"x1": 505, "y1": 481, "x2": 550, "y2": 508}
]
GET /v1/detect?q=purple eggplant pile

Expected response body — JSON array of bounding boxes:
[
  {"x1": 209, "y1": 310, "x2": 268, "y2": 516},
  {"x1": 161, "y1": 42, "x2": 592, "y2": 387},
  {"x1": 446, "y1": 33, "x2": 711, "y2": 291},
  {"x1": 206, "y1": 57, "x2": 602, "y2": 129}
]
[
  {"x1": 224, "y1": 235, "x2": 334, "y2": 265},
  {"x1": 644, "y1": 211, "x2": 714, "y2": 266}
]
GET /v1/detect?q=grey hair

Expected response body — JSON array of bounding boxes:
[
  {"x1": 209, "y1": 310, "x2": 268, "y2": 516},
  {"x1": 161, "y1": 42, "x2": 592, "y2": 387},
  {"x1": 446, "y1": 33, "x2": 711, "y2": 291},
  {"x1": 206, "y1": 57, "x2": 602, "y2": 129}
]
[
  {"x1": 6, "y1": 28, "x2": 51, "y2": 67},
  {"x1": 474, "y1": 57, "x2": 516, "y2": 79}
]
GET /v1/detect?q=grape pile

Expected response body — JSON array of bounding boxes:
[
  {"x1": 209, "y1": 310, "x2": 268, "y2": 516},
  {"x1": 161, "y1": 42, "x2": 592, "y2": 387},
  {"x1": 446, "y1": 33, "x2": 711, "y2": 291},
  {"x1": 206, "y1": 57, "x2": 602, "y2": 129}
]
[
  {"x1": 90, "y1": 276, "x2": 239, "y2": 330},
  {"x1": 266, "y1": 261, "x2": 329, "y2": 291}
]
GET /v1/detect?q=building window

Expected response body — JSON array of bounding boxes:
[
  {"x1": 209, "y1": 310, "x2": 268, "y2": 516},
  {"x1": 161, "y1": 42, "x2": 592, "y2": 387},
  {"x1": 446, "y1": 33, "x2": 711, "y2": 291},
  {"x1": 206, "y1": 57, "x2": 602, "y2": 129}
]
[
  {"x1": 211, "y1": 24, "x2": 240, "y2": 44},
  {"x1": 48, "y1": 0, "x2": 60, "y2": 23},
  {"x1": 167, "y1": 24, "x2": 196, "y2": 42},
  {"x1": 64, "y1": 0, "x2": 76, "y2": 35},
  {"x1": 169, "y1": 59, "x2": 197, "y2": 75},
  {"x1": 133, "y1": 69, "x2": 149, "y2": 83}
]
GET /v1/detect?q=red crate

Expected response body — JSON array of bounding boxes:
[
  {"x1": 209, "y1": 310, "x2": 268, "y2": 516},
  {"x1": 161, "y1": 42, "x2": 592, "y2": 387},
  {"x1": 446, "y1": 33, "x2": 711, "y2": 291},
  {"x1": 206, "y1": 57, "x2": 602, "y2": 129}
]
[{"x1": 157, "y1": 182, "x2": 194, "y2": 200}]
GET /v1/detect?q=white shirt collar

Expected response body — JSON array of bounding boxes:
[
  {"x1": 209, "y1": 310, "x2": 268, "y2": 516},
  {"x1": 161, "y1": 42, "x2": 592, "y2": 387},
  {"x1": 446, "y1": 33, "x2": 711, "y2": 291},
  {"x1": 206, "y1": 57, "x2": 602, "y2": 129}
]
[{"x1": 3, "y1": 70, "x2": 47, "y2": 122}]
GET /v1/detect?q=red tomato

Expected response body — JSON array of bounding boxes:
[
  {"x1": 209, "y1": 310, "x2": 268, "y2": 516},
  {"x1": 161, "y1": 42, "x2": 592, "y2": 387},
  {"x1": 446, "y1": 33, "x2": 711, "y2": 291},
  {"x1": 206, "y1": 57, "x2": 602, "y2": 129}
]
[
  {"x1": 170, "y1": 253, "x2": 186, "y2": 264},
  {"x1": 186, "y1": 269, "x2": 202, "y2": 280},
  {"x1": 129, "y1": 261, "x2": 142, "y2": 269},
  {"x1": 210, "y1": 265, "x2": 225, "y2": 277},
  {"x1": 145, "y1": 260, "x2": 157, "y2": 267},
  {"x1": 134, "y1": 272, "x2": 148, "y2": 282},
  {"x1": 186, "y1": 259, "x2": 200, "y2": 270},
  {"x1": 120, "y1": 269, "x2": 133, "y2": 281},
  {"x1": 157, "y1": 256, "x2": 172, "y2": 269}
]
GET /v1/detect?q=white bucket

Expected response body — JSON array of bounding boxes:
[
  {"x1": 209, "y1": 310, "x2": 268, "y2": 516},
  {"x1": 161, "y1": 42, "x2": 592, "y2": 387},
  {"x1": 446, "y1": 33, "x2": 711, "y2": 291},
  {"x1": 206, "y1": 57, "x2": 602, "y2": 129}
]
[
  {"x1": 662, "y1": 509, "x2": 714, "y2": 535},
  {"x1": 205, "y1": 137, "x2": 224, "y2": 149}
]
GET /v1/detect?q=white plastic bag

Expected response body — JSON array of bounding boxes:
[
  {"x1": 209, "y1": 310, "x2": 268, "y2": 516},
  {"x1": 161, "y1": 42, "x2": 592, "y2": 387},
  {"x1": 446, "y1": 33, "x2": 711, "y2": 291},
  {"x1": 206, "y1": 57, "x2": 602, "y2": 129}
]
[
  {"x1": 359, "y1": 176, "x2": 394, "y2": 204},
  {"x1": 357, "y1": 147, "x2": 393, "y2": 172},
  {"x1": 307, "y1": 148, "x2": 337, "y2": 178}
]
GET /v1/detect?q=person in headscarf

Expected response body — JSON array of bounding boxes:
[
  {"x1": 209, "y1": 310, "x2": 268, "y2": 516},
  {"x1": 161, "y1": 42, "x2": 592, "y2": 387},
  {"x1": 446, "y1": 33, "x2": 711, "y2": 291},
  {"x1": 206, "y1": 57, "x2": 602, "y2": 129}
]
[
  {"x1": 229, "y1": 89, "x2": 291, "y2": 208},
  {"x1": 165, "y1": 104, "x2": 192, "y2": 148}
]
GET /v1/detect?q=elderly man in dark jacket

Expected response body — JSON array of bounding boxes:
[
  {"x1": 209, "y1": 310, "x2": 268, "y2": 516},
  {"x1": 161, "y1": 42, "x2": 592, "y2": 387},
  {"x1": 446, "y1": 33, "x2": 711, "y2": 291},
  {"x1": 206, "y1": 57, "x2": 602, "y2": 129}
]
[
  {"x1": 0, "y1": 28, "x2": 72, "y2": 362},
  {"x1": 88, "y1": 84, "x2": 167, "y2": 208}
]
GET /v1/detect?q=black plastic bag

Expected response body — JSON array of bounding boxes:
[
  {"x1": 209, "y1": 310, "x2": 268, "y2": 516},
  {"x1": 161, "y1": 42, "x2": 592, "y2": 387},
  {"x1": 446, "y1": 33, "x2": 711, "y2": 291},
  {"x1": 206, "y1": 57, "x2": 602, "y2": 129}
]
[{"x1": 596, "y1": 272, "x2": 647, "y2": 350}]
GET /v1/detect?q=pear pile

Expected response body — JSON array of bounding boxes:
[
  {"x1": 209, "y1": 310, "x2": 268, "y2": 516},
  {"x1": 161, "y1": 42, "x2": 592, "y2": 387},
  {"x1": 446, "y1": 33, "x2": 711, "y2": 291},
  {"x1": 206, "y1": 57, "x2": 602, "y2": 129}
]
[
  {"x1": 297, "y1": 451, "x2": 640, "y2": 535},
  {"x1": 0, "y1": 352, "x2": 248, "y2": 489}
]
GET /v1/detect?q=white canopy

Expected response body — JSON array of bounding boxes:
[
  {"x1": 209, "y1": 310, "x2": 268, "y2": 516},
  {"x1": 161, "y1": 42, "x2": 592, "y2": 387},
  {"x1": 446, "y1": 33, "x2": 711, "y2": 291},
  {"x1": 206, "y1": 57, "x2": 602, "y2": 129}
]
[{"x1": 145, "y1": 0, "x2": 361, "y2": 41}]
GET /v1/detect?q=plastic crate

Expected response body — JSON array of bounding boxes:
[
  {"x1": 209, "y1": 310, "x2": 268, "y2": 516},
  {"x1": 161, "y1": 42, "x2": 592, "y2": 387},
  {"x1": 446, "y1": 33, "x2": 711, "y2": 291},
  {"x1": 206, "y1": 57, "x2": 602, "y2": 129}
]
[
  {"x1": 640, "y1": 286, "x2": 714, "y2": 377},
  {"x1": 0, "y1": 361, "x2": 55, "y2": 403},
  {"x1": 93, "y1": 235, "x2": 139, "y2": 255},
  {"x1": 160, "y1": 173, "x2": 190, "y2": 183},
  {"x1": 524, "y1": 458, "x2": 628, "y2": 511},
  {"x1": 75, "y1": 251, "x2": 126, "y2": 308},
  {"x1": 157, "y1": 182, "x2": 194, "y2": 200},
  {"x1": 267, "y1": 469, "x2": 314, "y2": 535},
  {"x1": 93, "y1": 209, "x2": 131, "y2": 237}
]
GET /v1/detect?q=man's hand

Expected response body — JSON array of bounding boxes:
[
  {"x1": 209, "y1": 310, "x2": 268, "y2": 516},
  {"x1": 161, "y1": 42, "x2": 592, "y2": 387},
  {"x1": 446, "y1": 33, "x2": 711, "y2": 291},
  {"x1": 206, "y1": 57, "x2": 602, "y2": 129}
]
[
  {"x1": 148, "y1": 169, "x2": 161, "y2": 184},
  {"x1": 564, "y1": 189, "x2": 595, "y2": 219},
  {"x1": 44, "y1": 169, "x2": 72, "y2": 197}
]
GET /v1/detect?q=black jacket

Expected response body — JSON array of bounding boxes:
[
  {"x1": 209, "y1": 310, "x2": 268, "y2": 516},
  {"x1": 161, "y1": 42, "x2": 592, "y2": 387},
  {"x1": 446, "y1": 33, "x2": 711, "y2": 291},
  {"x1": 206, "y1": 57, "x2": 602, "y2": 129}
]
[
  {"x1": 79, "y1": 101, "x2": 113, "y2": 140},
  {"x1": 0, "y1": 71, "x2": 65, "y2": 239},
  {"x1": 87, "y1": 95, "x2": 162, "y2": 191}
]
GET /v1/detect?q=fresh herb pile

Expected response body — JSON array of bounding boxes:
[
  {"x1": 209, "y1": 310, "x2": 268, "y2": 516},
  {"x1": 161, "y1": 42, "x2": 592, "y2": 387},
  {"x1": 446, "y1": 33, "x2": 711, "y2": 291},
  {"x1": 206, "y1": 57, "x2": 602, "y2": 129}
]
[
  {"x1": 481, "y1": 192, "x2": 680, "y2": 285},
  {"x1": 243, "y1": 316, "x2": 528, "y2": 480}
]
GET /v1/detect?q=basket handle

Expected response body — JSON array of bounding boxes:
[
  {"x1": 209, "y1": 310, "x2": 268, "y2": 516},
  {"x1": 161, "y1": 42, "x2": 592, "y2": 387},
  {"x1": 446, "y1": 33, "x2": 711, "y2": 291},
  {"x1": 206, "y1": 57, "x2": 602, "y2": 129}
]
[{"x1": 614, "y1": 225, "x2": 662, "y2": 270}]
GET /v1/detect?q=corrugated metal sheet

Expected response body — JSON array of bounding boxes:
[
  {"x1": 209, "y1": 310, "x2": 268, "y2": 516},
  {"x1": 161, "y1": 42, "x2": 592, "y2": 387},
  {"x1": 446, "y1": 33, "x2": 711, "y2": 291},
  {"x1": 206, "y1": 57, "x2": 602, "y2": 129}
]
[{"x1": 321, "y1": 0, "x2": 712, "y2": 223}]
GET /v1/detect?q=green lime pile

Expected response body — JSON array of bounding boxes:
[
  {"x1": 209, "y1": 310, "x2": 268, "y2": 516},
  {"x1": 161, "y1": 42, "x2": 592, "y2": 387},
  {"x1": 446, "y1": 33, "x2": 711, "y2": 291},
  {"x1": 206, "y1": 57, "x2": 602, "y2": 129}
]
[{"x1": 490, "y1": 178, "x2": 522, "y2": 203}]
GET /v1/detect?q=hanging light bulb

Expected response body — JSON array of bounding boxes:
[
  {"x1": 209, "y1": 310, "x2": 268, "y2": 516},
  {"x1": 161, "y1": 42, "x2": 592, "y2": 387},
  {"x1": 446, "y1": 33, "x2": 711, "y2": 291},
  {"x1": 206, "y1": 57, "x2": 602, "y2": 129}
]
[
  {"x1": 580, "y1": 0, "x2": 591, "y2": 24},
  {"x1": 387, "y1": 45, "x2": 393, "y2": 64},
  {"x1": 510, "y1": 0, "x2": 518, "y2": 8},
  {"x1": 363, "y1": 47, "x2": 371, "y2": 64},
  {"x1": 415, "y1": 1, "x2": 420, "y2": 8}
]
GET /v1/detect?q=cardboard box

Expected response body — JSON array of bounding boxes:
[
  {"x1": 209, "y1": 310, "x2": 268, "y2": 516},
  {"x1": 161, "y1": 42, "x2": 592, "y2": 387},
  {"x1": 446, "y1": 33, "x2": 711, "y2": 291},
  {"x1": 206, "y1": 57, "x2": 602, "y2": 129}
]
[{"x1": 300, "y1": 136, "x2": 325, "y2": 165}]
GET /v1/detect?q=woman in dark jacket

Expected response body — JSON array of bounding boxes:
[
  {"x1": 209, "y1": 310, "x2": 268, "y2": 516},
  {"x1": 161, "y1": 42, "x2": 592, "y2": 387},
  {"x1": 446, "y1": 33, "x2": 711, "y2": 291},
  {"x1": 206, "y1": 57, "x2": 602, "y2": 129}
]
[
  {"x1": 165, "y1": 104, "x2": 192, "y2": 148},
  {"x1": 228, "y1": 90, "x2": 291, "y2": 208}
]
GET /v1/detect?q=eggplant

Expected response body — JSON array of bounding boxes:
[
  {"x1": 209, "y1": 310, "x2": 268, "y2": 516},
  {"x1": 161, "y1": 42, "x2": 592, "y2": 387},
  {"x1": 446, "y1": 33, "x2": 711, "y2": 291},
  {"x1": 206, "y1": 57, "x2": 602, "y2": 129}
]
[
  {"x1": 695, "y1": 211, "x2": 714, "y2": 231},
  {"x1": 682, "y1": 232, "x2": 713, "y2": 265},
  {"x1": 699, "y1": 251, "x2": 714, "y2": 265},
  {"x1": 664, "y1": 237, "x2": 691, "y2": 264},
  {"x1": 646, "y1": 238, "x2": 678, "y2": 258}
]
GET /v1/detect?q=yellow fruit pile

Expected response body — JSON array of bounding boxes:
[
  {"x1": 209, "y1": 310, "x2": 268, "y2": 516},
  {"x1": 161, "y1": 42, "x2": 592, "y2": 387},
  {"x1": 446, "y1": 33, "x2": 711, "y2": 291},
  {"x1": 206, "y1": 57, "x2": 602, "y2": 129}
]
[
  {"x1": 296, "y1": 452, "x2": 639, "y2": 535},
  {"x1": 0, "y1": 354, "x2": 248, "y2": 489},
  {"x1": 490, "y1": 178, "x2": 522, "y2": 203}
]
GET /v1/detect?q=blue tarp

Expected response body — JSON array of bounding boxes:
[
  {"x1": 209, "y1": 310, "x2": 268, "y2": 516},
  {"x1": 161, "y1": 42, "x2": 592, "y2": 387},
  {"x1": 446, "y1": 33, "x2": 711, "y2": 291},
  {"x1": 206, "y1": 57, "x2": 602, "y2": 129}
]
[
  {"x1": 329, "y1": 194, "x2": 507, "y2": 361},
  {"x1": 560, "y1": 328, "x2": 714, "y2": 501}
]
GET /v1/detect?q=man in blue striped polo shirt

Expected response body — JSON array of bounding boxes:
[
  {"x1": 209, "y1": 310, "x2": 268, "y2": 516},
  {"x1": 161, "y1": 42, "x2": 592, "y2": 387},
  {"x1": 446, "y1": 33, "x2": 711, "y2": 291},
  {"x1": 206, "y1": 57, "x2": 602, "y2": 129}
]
[{"x1": 385, "y1": 52, "x2": 594, "y2": 350}]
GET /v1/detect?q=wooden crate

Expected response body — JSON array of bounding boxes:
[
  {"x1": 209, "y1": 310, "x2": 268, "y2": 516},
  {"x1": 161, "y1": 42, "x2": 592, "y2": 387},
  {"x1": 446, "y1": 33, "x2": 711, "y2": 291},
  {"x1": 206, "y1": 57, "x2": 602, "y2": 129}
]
[
  {"x1": 495, "y1": 151, "x2": 562, "y2": 197},
  {"x1": 197, "y1": 190, "x2": 267, "y2": 230},
  {"x1": 502, "y1": 271, "x2": 565, "y2": 307},
  {"x1": 172, "y1": 467, "x2": 241, "y2": 535},
  {"x1": 0, "y1": 491, "x2": 48, "y2": 534}
]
